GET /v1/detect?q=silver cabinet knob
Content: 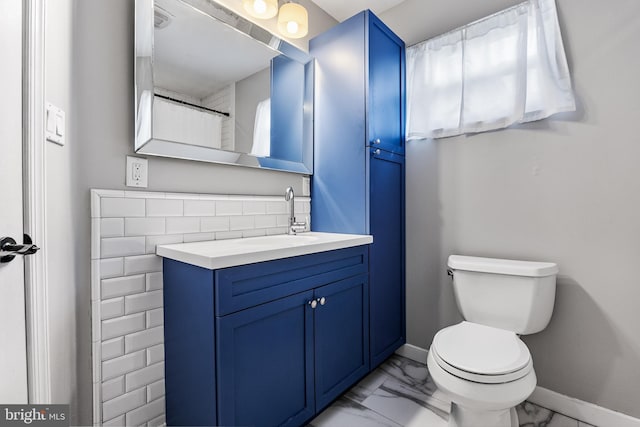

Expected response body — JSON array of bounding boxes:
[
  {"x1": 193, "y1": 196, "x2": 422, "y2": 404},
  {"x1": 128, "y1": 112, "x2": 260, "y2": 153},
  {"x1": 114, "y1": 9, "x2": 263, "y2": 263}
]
[
  {"x1": 373, "y1": 149, "x2": 381, "y2": 155},
  {"x1": 319, "y1": 297, "x2": 326, "y2": 306},
  {"x1": 373, "y1": 138, "x2": 381, "y2": 144},
  {"x1": 309, "y1": 299, "x2": 317, "y2": 309}
]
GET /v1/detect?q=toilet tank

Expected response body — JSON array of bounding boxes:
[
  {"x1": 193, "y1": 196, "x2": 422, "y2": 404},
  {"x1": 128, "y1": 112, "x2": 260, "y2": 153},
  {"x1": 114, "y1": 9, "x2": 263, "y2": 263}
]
[{"x1": 448, "y1": 255, "x2": 558, "y2": 335}]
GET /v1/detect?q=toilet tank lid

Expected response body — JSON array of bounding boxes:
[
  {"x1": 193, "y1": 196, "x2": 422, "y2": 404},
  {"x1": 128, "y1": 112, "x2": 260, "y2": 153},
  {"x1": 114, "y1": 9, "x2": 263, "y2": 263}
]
[{"x1": 448, "y1": 255, "x2": 558, "y2": 277}]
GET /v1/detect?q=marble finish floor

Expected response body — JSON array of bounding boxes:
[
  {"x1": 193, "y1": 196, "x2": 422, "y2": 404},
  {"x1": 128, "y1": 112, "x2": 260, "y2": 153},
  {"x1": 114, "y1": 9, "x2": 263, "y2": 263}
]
[{"x1": 308, "y1": 355, "x2": 594, "y2": 427}]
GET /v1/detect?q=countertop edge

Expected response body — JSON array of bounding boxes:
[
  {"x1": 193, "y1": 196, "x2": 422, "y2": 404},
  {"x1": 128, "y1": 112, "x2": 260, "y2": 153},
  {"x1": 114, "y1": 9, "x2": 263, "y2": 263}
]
[{"x1": 157, "y1": 234, "x2": 373, "y2": 270}]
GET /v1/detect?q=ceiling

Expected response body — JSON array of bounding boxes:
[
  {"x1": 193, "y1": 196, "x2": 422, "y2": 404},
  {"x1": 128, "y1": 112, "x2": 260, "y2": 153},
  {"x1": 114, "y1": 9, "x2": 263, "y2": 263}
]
[{"x1": 309, "y1": 0, "x2": 407, "y2": 22}]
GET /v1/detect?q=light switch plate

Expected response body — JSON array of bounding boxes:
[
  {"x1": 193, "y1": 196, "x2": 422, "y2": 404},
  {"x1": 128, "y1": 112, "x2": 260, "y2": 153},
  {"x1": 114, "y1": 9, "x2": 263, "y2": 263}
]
[
  {"x1": 126, "y1": 156, "x2": 148, "y2": 188},
  {"x1": 46, "y1": 102, "x2": 65, "y2": 146}
]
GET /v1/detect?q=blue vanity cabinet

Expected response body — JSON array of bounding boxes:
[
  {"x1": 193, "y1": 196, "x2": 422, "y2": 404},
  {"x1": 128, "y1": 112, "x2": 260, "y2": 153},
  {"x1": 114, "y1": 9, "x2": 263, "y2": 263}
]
[
  {"x1": 310, "y1": 10, "x2": 406, "y2": 370},
  {"x1": 314, "y1": 275, "x2": 369, "y2": 411},
  {"x1": 216, "y1": 290, "x2": 316, "y2": 427},
  {"x1": 163, "y1": 245, "x2": 370, "y2": 427}
]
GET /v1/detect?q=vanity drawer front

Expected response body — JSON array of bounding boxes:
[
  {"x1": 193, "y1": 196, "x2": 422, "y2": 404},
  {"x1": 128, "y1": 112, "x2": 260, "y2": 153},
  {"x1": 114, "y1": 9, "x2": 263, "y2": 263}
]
[{"x1": 215, "y1": 245, "x2": 368, "y2": 316}]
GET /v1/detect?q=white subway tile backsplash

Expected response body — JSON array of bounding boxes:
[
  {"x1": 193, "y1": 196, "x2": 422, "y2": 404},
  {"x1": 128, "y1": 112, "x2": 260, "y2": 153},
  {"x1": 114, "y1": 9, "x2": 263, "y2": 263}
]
[
  {"x1": 125, "y1": 218, "x2": 166, "y2": 236},
  {"x1": 92, "y1": 189, "x2": 312, "y2": 426},
  {"x1": 255, "y1": 215, "x2": 278, "y2": 229},
  {"x1": 267, "y1": 227, "x2": 289, "y2": 236},
  {"x1": 125, "y1": 362, "x2": 165, "y2": 392},
  {"x1": 146, "y1": 272, "x2": 163, "y2": 292},
  {"x1": 102, "y1": 350, "x2": 146, "y2": 382},
  {"x1": 166, "y1": 217, "x2": 199, "y2": 234},
  {"x1": 147, "y1": 380, "x2": 165, "y2": 403},
  {"x1": 230, "y1": 216, "x2": 255, "y2": 231},
  {"x1": 200, "y1": 216, "x2": 229, "y2": 232},
  {"x1": 124, "y1": 254, "x2": 162, "y2": 276},
  {"x1": 102, "y1": 377, "x2": 125, "y2": 402},
  {"x1": 92, "y1": 219, "x2": 101, "y2": 260},
  {"x1": 103, "y1": 414, "x2": 126, "y2": 427},
  {"x1": 145, "y1": 234, "x2": 183, "y2": 254},
  {"x1": 102, "y1": 275, "x2": 146, "y2": 299},
  {"x1": 183, "y1": 232, "x2": 214, "y2": 243},
  {"x1": 148, "y1": 414, "x2": 166, "y2": 427},
  {"x1": 101, "y1": 218, "x2": 125, "y2": 237},
  {"x1": 146, "y1": 309, "x2": 164, "y2": 328},
  {"x1": 102, "y1": 337, "x2": 125, "y2": 361},
  {"x1": 100, "y1": 258, "x2": 124, "y2": 279},
  {"x1": 102, "y1": 387, "x2": 146, "y2": 422},
  {"x1": 277, "y1": 215, "x2": 290, "y2": 227},
  {"x1": 102, "y1": 198, "x2": 146, "y2": 218},
  {"x1": 214, "y1": 230, "x2": 243, "y2": 240},
  {"x1": 184, "y1": 200, "x2": 216, "y2": 216},
  {"x1": 146, "y1": 344, "x2": 165, "y2": 365},
  {"x1": 124, "y1": 326, "x2": 164, "y2": 354},
  {"x1": 146, "y1": 199, "x2": 183, "y2": 217},
  {"x1": 125, "y1": 396, "x2": 165, "y2": 426},
  {"x1": 101, "y1": 298, "x2": 125, "y2": 320},
  {"x1": 266, "y1": 201, "x2": 288, "y2": 214},
  {"x1": 242, "y1": 229, "x2": 267, "y2": 238},
  {"x1": 243, "y1": 201, "x2": 266, "y2": 215},
  {"x1": 125, "y1": 290, "x2": 163, "y2": 315},
  {"x1": 102, "y1": 237, "x2": 146, "y2": 258},
  {"x1": 102, "y1": 313, "x2": 145, "y2": 341},
  {"x1": 215, "y1": 200, "x2": 243, "y2": 216}
]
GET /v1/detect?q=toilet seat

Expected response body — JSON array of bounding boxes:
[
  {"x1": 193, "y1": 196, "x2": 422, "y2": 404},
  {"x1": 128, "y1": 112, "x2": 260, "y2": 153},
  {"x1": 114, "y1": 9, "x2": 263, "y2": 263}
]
[{"x1": 431, "y1": 321, "x2": 532, "y2": 384}]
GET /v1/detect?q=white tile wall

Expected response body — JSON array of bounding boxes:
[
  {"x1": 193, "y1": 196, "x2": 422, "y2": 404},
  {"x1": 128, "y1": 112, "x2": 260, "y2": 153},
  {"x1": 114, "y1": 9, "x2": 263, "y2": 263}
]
[{"x1": 91, "y1": 189, "x2": 311, "y2": 426}]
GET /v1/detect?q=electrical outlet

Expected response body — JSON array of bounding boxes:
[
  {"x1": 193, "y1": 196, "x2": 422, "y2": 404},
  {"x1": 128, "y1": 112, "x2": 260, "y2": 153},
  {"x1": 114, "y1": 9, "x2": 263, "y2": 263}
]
[{"x1": 126, "y1": 156, "x2": 148, "y2": 188}]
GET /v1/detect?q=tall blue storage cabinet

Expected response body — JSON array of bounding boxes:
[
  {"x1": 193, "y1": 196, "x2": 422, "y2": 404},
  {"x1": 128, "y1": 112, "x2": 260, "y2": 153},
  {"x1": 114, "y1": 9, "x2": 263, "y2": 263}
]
[{"x1": 310, "y1": 10, "x2": 406, "y2": 368}]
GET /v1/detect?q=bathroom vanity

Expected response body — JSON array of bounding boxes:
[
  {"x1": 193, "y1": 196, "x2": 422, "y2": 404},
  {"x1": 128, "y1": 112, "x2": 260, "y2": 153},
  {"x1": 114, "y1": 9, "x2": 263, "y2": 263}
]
[{"x1": 157, "y1": 233, "x2": 372, "y2": 426}]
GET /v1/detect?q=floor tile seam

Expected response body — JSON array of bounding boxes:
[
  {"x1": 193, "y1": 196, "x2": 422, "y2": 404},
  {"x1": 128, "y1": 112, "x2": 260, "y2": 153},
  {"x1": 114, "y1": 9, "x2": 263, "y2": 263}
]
[
  {"x1": 374, "y1": 382, "x2": 450, "y2": 422},
  {"x1": 341, "y1": 395, "x2": 404, "y2": 427}
]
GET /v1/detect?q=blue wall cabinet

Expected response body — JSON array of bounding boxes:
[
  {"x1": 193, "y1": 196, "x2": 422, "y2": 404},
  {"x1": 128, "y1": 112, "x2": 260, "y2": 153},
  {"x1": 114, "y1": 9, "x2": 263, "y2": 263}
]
[
  {"x1": 163, "y1": 246, "x2": 369, "y2": 426},
  {"x1": 311, "y1": 10, "x2": 406, "y2": 369}
]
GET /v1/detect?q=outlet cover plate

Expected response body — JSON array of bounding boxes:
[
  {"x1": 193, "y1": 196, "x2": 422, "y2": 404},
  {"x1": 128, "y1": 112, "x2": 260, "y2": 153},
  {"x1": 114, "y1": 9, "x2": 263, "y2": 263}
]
[{"x1": 126, "y1": 156, "x2": 148, "y2": 188}]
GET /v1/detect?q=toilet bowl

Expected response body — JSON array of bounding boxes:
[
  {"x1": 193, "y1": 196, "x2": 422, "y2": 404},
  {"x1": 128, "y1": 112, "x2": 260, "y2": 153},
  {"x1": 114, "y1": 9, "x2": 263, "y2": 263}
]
[{"x1": 429, "y1": 256, "x2": 558, "y2": 427}]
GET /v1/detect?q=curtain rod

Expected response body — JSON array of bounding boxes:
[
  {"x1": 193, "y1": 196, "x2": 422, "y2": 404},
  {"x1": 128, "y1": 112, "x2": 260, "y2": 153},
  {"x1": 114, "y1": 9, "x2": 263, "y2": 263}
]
[
  {"x1": 408, "y1": 0, "x2": 528, "y2": 48},
  {"x1": 154, "y1": 93, "x2": 231, "y2": 117}
]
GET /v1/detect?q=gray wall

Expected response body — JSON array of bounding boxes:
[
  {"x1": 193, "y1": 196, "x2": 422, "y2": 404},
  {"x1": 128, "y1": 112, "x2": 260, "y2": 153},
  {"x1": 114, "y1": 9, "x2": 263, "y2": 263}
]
[
  {"x1": 44, "y1": 1, "x2": 336, "y2": 424},
  {"x1": 381, "y1": 0, "x2": 640, "y2": 418}
]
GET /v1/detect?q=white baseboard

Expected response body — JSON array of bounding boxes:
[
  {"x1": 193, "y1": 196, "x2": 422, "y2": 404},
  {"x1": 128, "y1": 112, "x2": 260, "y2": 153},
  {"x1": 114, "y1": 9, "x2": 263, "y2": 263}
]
[
  {"x1": 395, "y1": 343, "x2": 428, "y2": 364},
  {"x1": 395, "y1": 344, "x2": 640, "y2": 427},
  {"x1": 528, "y1": 387, "x2": 640, "y2": 427}
]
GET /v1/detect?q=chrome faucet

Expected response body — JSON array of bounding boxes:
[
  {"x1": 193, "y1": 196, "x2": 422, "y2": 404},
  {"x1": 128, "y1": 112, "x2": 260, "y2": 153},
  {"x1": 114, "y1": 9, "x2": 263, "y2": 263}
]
[{"x1": 285, "y1": 187, "x2": 307, "y2": 234}]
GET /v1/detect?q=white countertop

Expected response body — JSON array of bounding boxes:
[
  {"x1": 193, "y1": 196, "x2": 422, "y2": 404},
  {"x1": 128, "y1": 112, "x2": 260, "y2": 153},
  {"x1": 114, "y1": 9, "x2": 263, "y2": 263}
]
[{"x1": 156, "y1": 232, "x2": 373, "y2": 270}]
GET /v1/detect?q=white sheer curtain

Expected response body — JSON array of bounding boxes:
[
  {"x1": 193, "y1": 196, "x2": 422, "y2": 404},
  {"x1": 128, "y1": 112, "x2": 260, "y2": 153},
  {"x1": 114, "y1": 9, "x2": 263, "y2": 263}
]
[
  {"x1": 251, "y1": 98, "x2": 271, "y2": 157},
  {"x1": 406, "y1": 0, "x2": 575, "y2": 140}
]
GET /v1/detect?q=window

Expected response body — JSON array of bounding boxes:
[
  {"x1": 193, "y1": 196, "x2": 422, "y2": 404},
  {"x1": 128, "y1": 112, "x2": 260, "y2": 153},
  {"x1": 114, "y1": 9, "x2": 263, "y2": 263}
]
[{"x1": 406, "y1": 0, "x2": 575, "y2": 140}]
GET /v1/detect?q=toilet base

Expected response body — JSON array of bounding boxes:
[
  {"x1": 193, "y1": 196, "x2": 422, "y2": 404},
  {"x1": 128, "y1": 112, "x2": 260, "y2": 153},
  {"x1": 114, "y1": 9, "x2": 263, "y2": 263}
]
[{"x1": 448, "y1": 404, "x2": 518, "y2": 427}]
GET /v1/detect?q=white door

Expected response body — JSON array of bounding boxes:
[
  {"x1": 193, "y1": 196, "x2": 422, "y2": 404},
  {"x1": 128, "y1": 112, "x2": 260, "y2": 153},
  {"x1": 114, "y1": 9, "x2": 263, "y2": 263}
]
[{"x1": 0, "y1": 0, "x2": 29, "y2": 403}]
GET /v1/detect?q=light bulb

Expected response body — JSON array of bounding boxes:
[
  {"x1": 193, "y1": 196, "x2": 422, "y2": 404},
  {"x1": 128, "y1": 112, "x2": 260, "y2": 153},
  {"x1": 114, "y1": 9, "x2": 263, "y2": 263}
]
[
  {"x1": 253, "y1": 0, "x2": 266, "y2": 15},
  {"x1": 286, "y1": 20, "x2": 299, "y2": 34}
]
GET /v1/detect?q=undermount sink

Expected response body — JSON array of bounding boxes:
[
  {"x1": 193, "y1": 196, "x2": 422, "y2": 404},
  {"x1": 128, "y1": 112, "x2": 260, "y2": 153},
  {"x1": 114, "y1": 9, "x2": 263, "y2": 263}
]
[{"x1": 156, "y1": 231, "x2": 373, "y2": 270}]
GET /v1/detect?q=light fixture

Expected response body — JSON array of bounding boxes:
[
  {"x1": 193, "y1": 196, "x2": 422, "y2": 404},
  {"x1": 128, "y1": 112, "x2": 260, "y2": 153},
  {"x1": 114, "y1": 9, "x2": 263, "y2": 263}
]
[
  {"x1": 277, "y1": 2, "x2": 308, "y2": 39},
  {"x1": 242, "y1": 0, "x2": 278, "y2": 20}
]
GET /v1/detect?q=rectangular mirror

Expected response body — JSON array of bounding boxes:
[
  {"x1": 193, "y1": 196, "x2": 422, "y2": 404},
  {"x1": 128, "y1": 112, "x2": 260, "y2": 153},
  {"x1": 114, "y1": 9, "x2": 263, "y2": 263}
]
[{"x1": 135, "y1": 0, "x2": 314, "y2": 174}]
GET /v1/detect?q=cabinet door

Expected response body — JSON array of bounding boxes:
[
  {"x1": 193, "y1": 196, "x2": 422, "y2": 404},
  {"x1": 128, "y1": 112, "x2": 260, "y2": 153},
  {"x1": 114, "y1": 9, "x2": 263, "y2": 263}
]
[
  {"x1": 217, "y1": 290, "x2": 315, "y2": 427},
  {"x1": 368, "y1": 14, "x2": 405, "y2": 156},
  {"x1": 369, "y1": 149, "x2": 405, "y2": 367},
  {"x1": 314, "y1": 275, "x2": 370, "y2": 410}
]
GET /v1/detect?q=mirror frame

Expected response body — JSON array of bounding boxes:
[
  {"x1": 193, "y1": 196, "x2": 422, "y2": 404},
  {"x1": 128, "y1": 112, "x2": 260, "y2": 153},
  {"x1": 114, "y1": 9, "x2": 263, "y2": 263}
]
[{"x1": 134, "y1": 0, "x2": 314, "y2": 174}]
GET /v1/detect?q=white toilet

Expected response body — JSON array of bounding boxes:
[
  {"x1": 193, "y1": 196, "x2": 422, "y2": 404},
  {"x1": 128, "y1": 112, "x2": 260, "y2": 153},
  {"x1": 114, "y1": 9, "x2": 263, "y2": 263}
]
[{"x1": 427, "y1": 255, "x2": 558, "y2": 427}]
